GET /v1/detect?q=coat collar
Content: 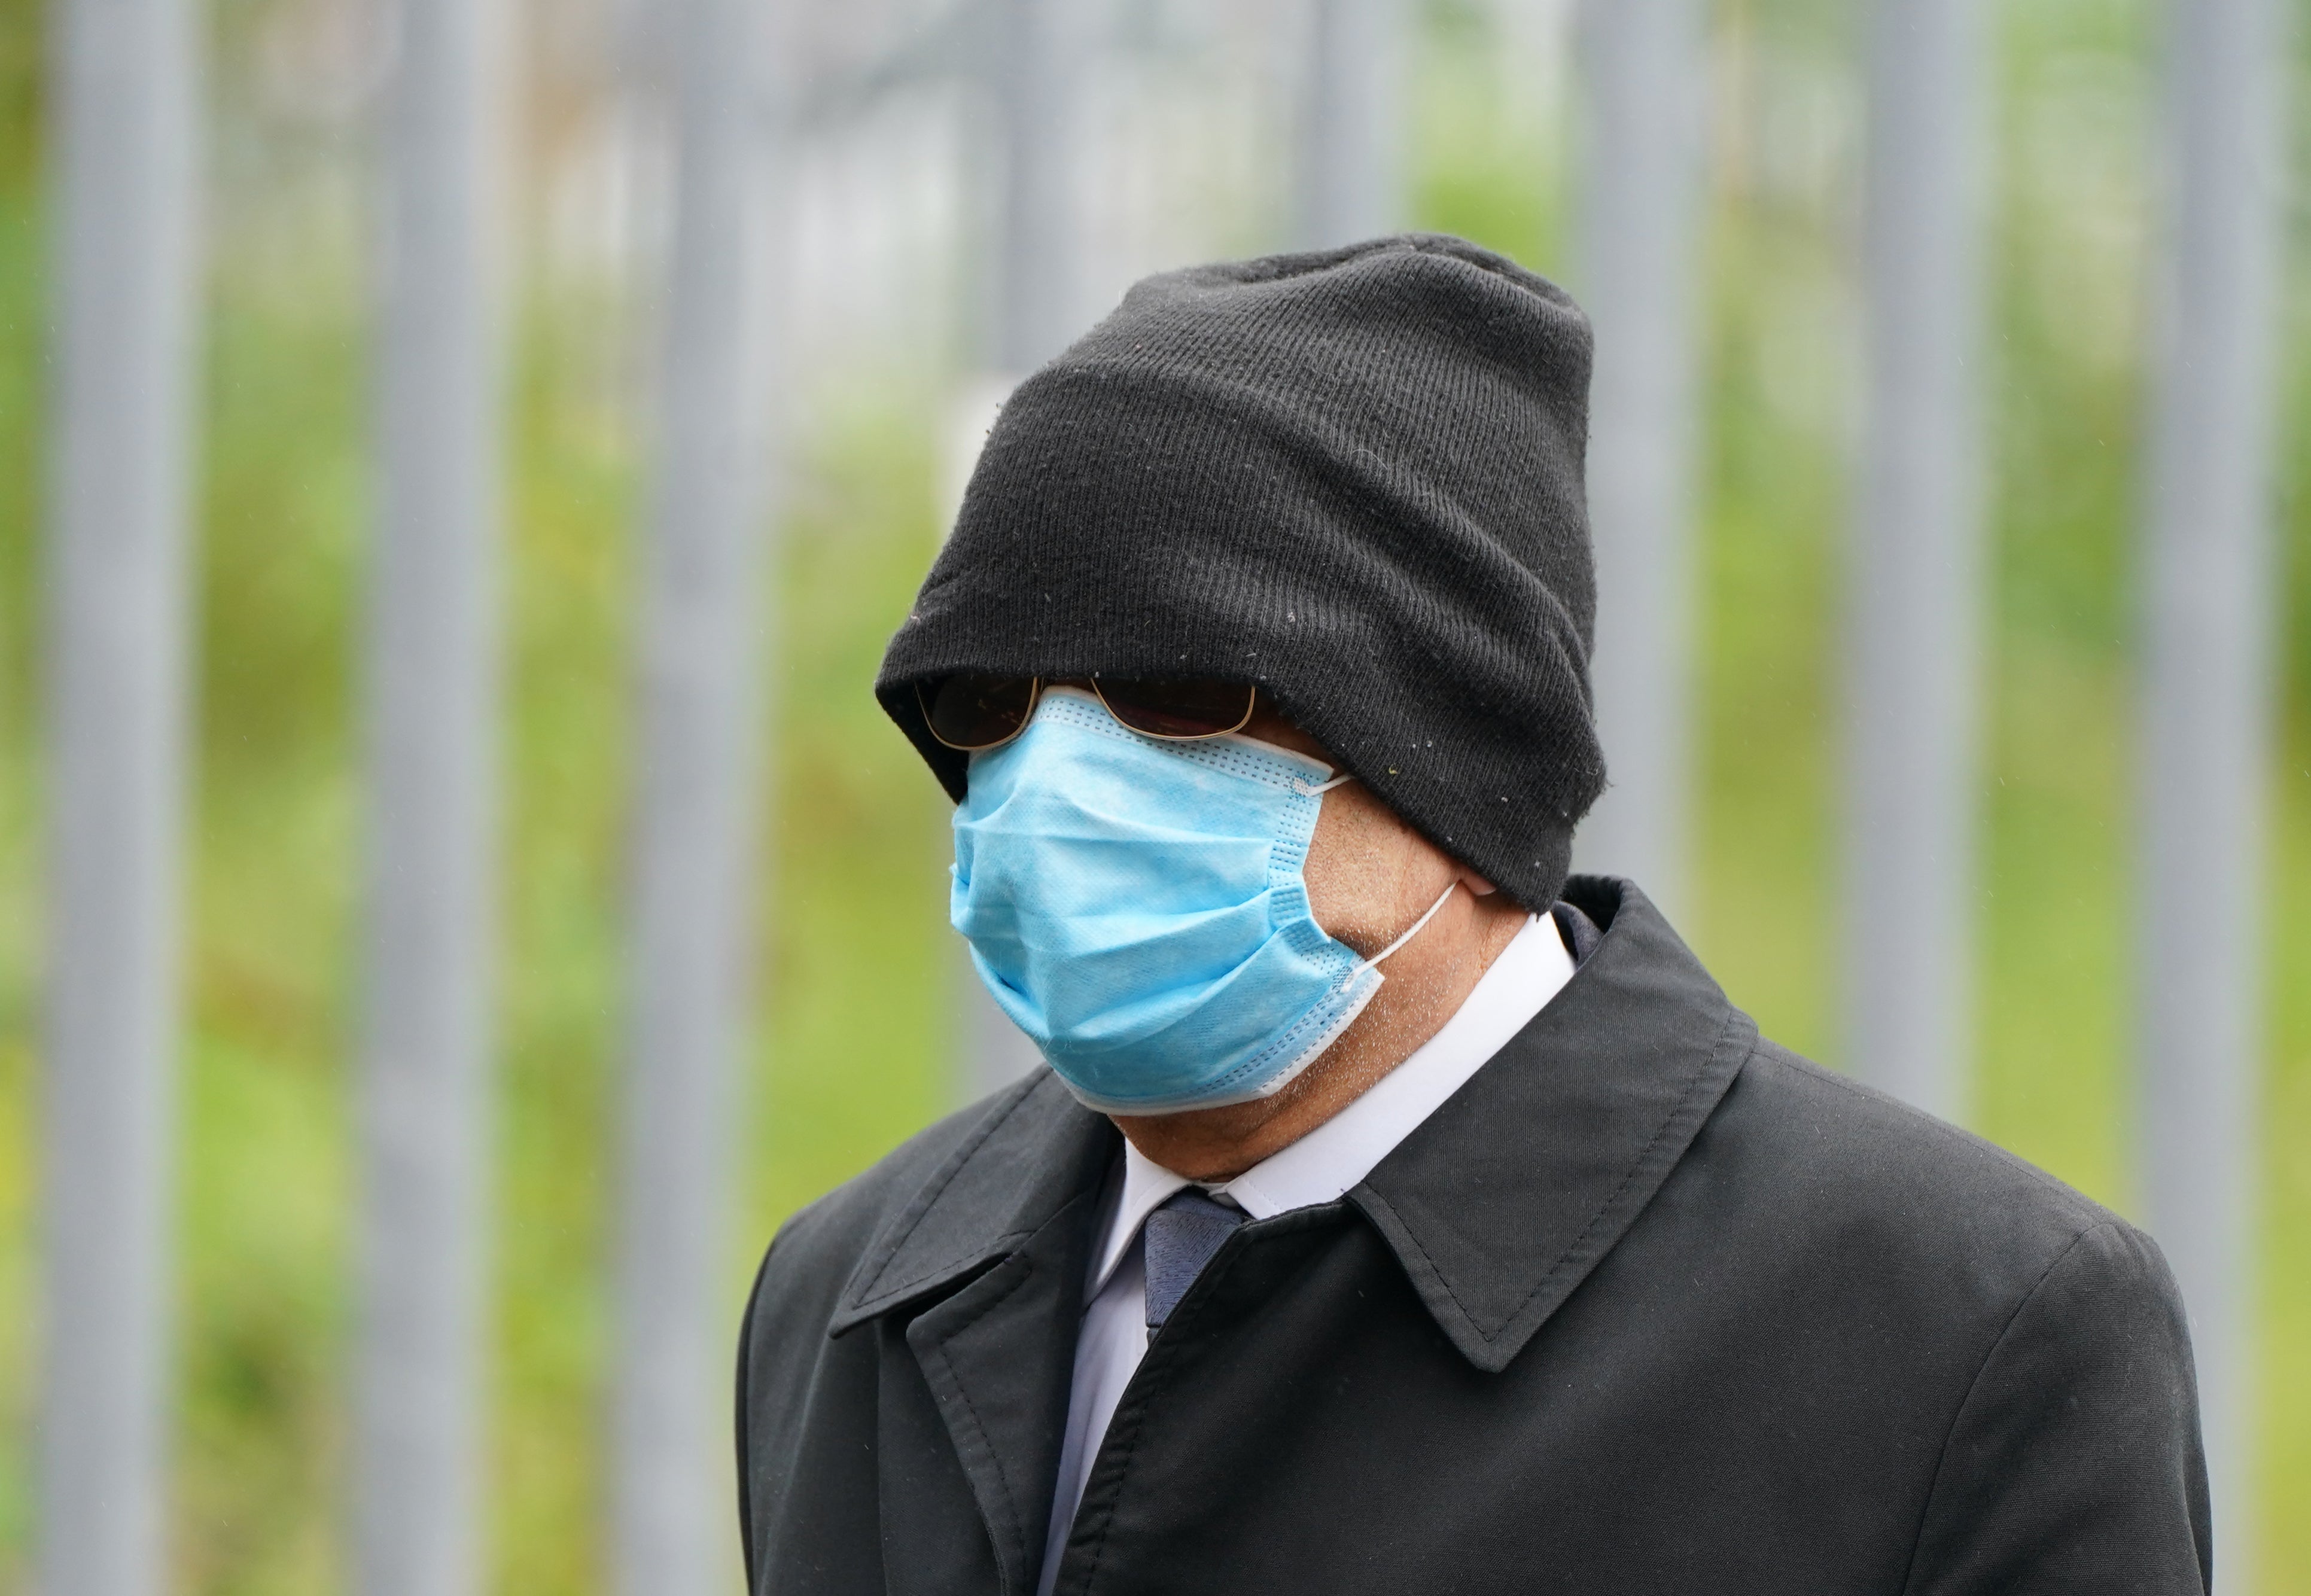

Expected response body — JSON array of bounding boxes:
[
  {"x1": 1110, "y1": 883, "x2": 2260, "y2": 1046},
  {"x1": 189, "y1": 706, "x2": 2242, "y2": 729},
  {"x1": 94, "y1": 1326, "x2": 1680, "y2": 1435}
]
[
  {"x1": 832, "y1": 877, "x2": 1753, "y2": 1378},
  {"x1": 829, "y1": 1070, "x2": 1115, "y2": 1335},
  {"x1": 1353, "y1": 876, "x2": 1755, "y2": 1371}
]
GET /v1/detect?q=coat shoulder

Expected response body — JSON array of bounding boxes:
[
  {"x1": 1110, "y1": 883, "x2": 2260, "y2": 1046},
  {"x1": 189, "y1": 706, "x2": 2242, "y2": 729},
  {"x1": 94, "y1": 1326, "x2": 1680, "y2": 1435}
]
[
  {"x1": 1711, "y1": 1035, "x2": 2152, "y2": 1297},
  {"x1": 1712, "y1": 1048, "x2": 2209, "y2": 1592},
  {"x1": 749, "y1": 1073, "x2": 1046, "y2": 1319}
]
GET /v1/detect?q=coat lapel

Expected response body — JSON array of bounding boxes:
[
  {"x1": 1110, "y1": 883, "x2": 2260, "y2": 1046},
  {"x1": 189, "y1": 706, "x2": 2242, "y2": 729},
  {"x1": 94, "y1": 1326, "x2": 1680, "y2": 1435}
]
[
  {"x1": 1354, "y1": 877, "x2": 1756, "y2": 1372},
  {"x1": 900, "y1": 1196, "x2": 1095, "y2": 1593},
  {"x1": 830, "y1": 1070, "x2": 1115, "y2": 1595}
]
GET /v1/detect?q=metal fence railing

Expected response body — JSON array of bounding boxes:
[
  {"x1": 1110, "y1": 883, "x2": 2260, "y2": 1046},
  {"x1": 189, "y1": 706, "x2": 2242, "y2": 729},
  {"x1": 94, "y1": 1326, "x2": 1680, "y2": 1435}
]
[{"x1": 25, "y1": 0, "x2": 2288, "y2": 1590}]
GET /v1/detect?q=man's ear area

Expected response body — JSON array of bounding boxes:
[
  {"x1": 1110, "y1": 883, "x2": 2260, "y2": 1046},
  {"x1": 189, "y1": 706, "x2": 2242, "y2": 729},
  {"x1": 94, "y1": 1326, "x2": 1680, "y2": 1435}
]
[{"x1": 1237, "y1": 691, "x2": 1507, "y2": 901}]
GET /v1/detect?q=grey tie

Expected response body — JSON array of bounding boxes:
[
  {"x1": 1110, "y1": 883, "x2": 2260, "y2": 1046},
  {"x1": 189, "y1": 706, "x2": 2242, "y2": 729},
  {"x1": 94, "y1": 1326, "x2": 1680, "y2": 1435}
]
[{"x1": 1143, "y1": 1190, "x2": 1244, "y2": 1330}]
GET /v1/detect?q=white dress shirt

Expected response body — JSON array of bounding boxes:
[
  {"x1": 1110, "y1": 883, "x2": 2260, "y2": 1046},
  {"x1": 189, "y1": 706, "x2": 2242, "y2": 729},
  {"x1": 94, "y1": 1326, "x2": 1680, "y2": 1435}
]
[{"x1": 1034, "y1": 911, "x2": 1578, "y2": 1592}]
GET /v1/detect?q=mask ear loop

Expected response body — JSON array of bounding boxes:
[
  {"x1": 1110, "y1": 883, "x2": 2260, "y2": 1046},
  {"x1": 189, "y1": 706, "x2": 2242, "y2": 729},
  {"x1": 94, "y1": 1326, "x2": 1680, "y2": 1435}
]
[
  {"x1": 1289, "y1": 772, "x2": 1453, "y2": 971},
  {"x1": 1352, "y1": 881, "x2": 1459, "y2": 973}
]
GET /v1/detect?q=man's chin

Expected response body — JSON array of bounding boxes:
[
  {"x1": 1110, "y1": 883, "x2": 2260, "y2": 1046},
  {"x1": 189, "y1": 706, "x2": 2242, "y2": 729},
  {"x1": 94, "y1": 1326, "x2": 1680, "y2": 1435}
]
[{"x1": 1107, "y1": 1063, "x2": 1333, "y2": 1181}]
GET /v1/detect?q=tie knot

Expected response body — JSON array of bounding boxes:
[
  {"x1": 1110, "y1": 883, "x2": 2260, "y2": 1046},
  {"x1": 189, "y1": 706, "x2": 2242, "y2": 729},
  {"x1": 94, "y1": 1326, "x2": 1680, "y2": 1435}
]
[{"x1": 1143, "y1": 1190, "x2": 1244, "y2": 1330}]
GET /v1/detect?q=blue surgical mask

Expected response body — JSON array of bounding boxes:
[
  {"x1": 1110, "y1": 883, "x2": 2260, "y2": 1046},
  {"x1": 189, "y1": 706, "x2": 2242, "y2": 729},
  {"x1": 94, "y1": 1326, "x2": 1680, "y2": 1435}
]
[{"x1": 951, "y1": 687, "x2": 1455, "y2": 1114}]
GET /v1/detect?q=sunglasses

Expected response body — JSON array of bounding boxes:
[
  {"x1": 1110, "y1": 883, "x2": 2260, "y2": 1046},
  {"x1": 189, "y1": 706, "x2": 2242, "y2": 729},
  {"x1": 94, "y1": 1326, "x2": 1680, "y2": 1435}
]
[{"x1": 917, "y1": 674, "x2": 1258, "y2": 752}]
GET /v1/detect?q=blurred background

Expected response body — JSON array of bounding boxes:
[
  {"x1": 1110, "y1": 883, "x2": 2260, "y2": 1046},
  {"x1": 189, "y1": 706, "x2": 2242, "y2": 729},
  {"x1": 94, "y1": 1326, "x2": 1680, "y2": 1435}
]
[{"x1": 1, "y1": 0, "x2": 2307, "y2": 1591}]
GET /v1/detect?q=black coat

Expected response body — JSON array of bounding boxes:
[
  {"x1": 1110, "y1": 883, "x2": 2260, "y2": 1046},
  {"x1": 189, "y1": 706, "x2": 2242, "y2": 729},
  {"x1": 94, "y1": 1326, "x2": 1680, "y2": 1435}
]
[{"x1": 736, "y1": 879, "x2": 2210, "y2": 1595}]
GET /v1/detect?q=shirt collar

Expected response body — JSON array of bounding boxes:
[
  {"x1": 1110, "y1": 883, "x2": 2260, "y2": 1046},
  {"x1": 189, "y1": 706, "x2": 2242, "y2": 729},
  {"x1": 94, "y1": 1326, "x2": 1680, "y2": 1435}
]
[{"x1": 1086, "y1": 910, "x2": 1577, "y2": 1299}]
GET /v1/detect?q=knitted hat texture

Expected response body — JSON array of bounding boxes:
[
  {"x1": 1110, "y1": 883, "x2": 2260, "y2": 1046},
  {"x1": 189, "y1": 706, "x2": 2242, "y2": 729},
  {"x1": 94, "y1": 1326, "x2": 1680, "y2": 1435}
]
[{"x1": 876, "y1": 233, "x2": 1606, "y2": 910}]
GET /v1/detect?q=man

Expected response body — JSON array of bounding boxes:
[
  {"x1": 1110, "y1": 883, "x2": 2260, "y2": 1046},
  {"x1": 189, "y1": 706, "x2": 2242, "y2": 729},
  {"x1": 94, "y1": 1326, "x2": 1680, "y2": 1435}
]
[{"x1": 736, "y1": 236, "x2": 2209, "y2": 1594}]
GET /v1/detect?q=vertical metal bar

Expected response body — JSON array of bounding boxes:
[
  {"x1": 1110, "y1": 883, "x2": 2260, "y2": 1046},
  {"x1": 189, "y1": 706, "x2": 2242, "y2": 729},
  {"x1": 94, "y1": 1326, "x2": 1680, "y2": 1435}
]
[
  {"x1": 961, "y1": 959, "x2": 1046, "y2": 1100},
  {"x1": 992, "y1": 0, "x2": 1078, "y2": 373},
  {"x1": 940, "y1": 397, "x2": 1041, "y2": 1102},
  {"x1": 952, "y1": 0, "x2": 1083, "y2": 1103},
  {"x1": 2141, "y1": 0, "x2": 2285, "y2": 1573},
  {"x1": 942, "y1": 382, "x2": 1042, "y2": 1104},
  {"x1": 1295, "y1": 0, "x2": 1405, "y2": 249},
  {"x1": 1844, "y1": 0, "x2": 1987, "y2": 1122},
  {"x1": 354, "y1": 0, "x2": 503, "y2": 1591},
  {"x1": 614, "y1": 0, "x2": 780, "y2": 1587},
  {"x1": 39, "y1": 0, "x2": 199, "y2": 1589},
  {"x1": 1571, "y1": 0, "x2": 1706, "y2": 920}
]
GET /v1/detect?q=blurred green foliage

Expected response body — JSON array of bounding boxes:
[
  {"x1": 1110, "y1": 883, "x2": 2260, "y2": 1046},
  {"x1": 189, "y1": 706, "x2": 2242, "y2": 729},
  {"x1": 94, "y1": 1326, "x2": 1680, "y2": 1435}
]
[
  {"x1": 0, "y1": 0, "x2": 38, "y2": 1579},
  {"x1": 0, "y1": 0, "x2": 2305, "y2": 1591}
]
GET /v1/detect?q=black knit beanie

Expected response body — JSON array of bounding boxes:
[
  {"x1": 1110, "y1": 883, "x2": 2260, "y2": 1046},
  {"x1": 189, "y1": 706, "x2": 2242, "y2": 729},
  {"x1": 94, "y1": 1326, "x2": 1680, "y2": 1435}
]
[{"x1": 876, "y1": 233, "x2": 1606, "y2": 910}]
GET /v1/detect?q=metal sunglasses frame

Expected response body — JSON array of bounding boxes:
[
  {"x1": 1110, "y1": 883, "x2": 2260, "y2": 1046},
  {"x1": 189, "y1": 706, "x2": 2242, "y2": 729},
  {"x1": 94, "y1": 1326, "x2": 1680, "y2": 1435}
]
[{"x1": 916, "y1": 675, "x2": 1258, "y2": 753}]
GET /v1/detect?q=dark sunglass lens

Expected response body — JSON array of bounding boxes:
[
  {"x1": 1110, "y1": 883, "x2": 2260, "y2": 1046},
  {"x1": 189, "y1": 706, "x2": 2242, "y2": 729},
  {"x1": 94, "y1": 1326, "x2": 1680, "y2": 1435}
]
[
  {"x1": 922, "y1": 674, "x2": 1037, "y2": 749},
  {"x1": 1095, "y1": 678, "x2": 1257, "y2": 739}
]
